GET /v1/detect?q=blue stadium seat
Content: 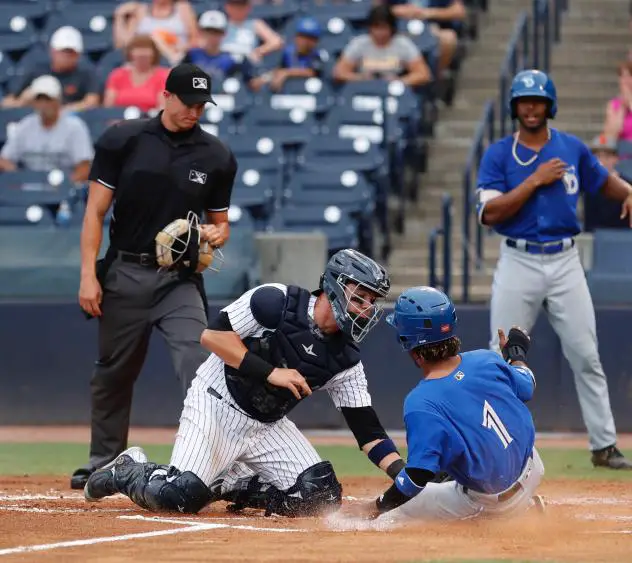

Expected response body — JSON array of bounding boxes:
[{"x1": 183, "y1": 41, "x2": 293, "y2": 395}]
[
  {"x1": 397, "y1": 19, "x2": 440, "y2": 71},
  {"x1": 43, "y1": 11, "x2": 114, "y2": 54},
  {"x1": 230, "y1": 167, "x2": 276, "y2": 219},
  {"x1": 300, "y1": 0, "x2": 372, "y2": 25},
  {"x1": 615, "y1": 159, "x2": 632, "y2": 183},
  {"x1": 0, "y1": 170, "x2": 76, "y2": 207},
  {"x1": 321, "y1": 104, "x2": 394, "y2": 145},
  {"x1": 210, "y1": 76, "x2": 254, "y2": 117},
  {"x1": 202, "y1": 205, "x2": 260, "y2": 299},
  {"x1": 226, "y1": 133, "x2": 285, "y2": 174},
  {"x1": 0, "y1": 52, "x2": 16, "y2": 87},
  {"x1": 0, "y1": 0, "x2": 49, "y2": 20},
  {"x1": 250, "y1": 0, "x2": 300, "y2": 26},
  {"x1": 297, "y1": 135, "x2": 385, "y2": 173},
  {"x1": 239, "y1": 105, "x2": 320, "y2": 146},
  {"x1": 282, "y1": 15, "x2": 353, "y2": 57},
  {"x1": 0, "y1": 204, "x2": 56, "y2": 227},
  {"x1": 269, "y1": 204, "x2": 358, "y2": 252},
  {"x1": 0, "y1": 107, "x2": 31, "y2": 145},
  {"x1": 263, "y1": 77, "x2": 335, "y2": 117},
  {"x1": 81, "y1": 106, "x2": 145, "y2": 141},
  {"x1": 586, "y1": 229, "x2": 632, "y2": 305}
]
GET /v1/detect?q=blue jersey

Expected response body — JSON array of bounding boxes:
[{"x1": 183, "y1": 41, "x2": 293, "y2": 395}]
[
  {"x1": 280, "y1": 44, "x2": 325, "y2": 75},
  {"x1": 476, "y1": 128, "x2": 609, "y2": 242},
  {"x1": 403, "y1": 350, "x2": 536, "y2": 494},
  {"x1": 184, "y1": 49, "x2": 255, "y2": 83}
]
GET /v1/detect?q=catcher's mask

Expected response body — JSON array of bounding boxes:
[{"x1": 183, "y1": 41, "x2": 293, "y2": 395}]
[{"x1": 154, "y1": 211, "x2": 224, "y2": 274}]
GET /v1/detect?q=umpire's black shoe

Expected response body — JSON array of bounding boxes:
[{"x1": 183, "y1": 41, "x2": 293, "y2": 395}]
[
  {"x1": 71, "y1": 467, "x2": 94, "y2": 490},
  {"x1": 591, "y1": 445, "x2": 632, "y2": 470},
  {"x1": 84, "y1": 447, "x2": 148, "y2": 501}
]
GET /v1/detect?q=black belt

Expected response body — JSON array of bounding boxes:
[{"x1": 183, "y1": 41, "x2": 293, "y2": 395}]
[
  {"x1": 505, "y1": 238, "x2": 574, "y2": 255},
  {"x1": 117, "y1": 251, "x2": 158, "y2": 267}
]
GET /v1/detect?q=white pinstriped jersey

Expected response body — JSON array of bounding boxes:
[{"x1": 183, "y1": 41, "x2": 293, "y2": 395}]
[{"x1": 191, "y1": 283, "x2": 372, "y2": 410}]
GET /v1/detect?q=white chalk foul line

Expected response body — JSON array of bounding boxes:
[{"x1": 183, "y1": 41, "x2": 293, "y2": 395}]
[
  {"x1": 0, "y1": 506, "x2": 133, "y2": 514},
  {"x1": 0, "y1": 512, "x2": 307, "y2": 557}
]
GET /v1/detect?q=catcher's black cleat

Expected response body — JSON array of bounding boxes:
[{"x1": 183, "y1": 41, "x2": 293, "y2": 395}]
[
  {"x1": 591, "y1": 445, "x2": 632, "y2": 470},
  {"x1": 84, "y1": 447, "x2": 148, "y2": 501},
  {"x1": 70, "y1": 467, "x2": 94, "y2": 490}
]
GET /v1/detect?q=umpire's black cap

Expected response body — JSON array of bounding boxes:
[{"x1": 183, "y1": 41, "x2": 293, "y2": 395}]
[{"x1": 166, "y1": 63, "x2": 216, "y2": 106}]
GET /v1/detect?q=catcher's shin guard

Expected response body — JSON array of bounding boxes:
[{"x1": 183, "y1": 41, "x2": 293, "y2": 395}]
[
  {"x1": 114, "y1": 462, "x2": 215, "y2": 514},
  {"x1": 223, "y1": 461, "x2": 343, "y2": 517}
]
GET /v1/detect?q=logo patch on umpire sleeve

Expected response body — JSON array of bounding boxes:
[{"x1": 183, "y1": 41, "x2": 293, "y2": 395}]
[
  {"x1": 192, "y1": 77, "x2": 208, "y2": 90},
  {"x1": 189, "y1": 170, "x2": 207, "y2": 184}
]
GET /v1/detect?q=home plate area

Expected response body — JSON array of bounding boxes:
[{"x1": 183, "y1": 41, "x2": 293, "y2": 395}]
[{"x1": 0, "y1": 477, "x2": 631, "y2": 562}]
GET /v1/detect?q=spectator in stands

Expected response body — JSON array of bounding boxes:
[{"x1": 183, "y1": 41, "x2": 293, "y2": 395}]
[
  {"x1": 221, "y1": 0, "x2": 284, "y2": 63},
  {"x1": 603, "y1": 61, "x2": 632, "y2": 142},
  {"x1": 0, "y1": 76, "x2": 93, "y2": 183},
  {"x1": 103, "y1": 35, "x2": 170, "y2": 113},
  {"x1": 183, "y1": 10, "x2": 264, "y2": 91},
  {"x1": 333, "y1": 6, "x2": 431, "y2": 86},
  {"x1": 2, "y1": 27, "x2": 100, "y2": 111},
  {"x1": 387, "y1": 0, "x2": 466, "y2": 74},
  {"x1": 267, "y1": 16, "x2": 326, "y2": 92},
  {"x1": 113, "y1": 0, "x2": 199, "y2": 65},
  {"x1": 584, "y1": 134, "x2": 630, "y2": 231}
]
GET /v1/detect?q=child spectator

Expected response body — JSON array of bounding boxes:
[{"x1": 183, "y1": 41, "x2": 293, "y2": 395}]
[{"x1": 269, "y1": 16, "x2": 326, "y2": 92}]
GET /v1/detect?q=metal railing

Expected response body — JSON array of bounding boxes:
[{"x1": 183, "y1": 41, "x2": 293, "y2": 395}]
[
  {"x1": 460, "y1": 0, "x2": 566, "y2": 302},
  {"x1": 428, "y1": 193, "x2": 453, "y2": 297}
]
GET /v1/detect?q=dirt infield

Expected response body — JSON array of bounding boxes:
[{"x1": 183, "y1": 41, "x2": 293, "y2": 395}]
[{"x1": 1, "y1": 477, "x2": 631, "y2": 562}]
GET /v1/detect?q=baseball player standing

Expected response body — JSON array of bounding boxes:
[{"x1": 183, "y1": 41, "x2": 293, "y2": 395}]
[
  {"x1": 477, "y1": 69, "x2": 632, "y2": 470},
  {"x1": 84, "y1": 249, "x2": 415, "y2": 517},
  {"x1": 367, "y1": 286, "x2": 543, "y2": 522},
  {"x1": 72, "y1": 63, "x2": 238, "y2": 490}
]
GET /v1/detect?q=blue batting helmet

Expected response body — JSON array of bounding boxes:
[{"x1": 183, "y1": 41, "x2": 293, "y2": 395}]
[
  {"x1": 509, "y1": 69, "x2": 557, "y2": 119},
  {"x1": 386, "y1": 286, "x2": 457, "y2": 351}
]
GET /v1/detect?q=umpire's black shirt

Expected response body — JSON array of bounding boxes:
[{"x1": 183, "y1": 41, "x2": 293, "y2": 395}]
[{"x1": 88, "y1": 112, "x2": 237, "y2": 254}]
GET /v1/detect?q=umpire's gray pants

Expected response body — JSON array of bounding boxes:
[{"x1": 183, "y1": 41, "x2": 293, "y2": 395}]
[{"x1": 88, "y1": 256, "x2": 209, "y2": 469}]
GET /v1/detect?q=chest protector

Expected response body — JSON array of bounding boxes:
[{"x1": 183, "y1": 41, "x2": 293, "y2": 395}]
[{"x1": 225, "y1": 286, "x2": 361, "y2": 422}]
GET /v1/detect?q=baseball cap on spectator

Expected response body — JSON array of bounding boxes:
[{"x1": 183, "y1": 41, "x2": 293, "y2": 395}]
[
  {"x1": 588, "y1": 134, "x2": 618, "y2": 154},
  {"x1": 30, "y1": 75, "x2": 63, "y2": 100},
  {"x1": 296, "y1": 17, "x2": 321, "y2": 39},
  {"x1": 199, "y1": 10, "x2": 228, "y2": 31},
  {"x1": 50, "y1": 26, "x2": 84, "y2": 53},
  {"x1": 166, "y1": 63, "x2": 216, "y2": 106}
]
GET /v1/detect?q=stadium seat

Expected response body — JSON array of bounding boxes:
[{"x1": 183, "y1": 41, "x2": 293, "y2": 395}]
[
  {"x1": 615, "y1": 159, "x2": 632, "y2": 182},
  {"x1": 0, "y1": 0, "x2": 49, "y2": 20},
  {"x1": 0, "y1": 204, "x2": 56, "y2": 227},
  {"x1": 250, "y1": 0, "x2": 300, "y2": 27},
  {"x1": 397, "y1": 19, "x2": 440, "y2": 75},
  {"x1": 321, "y1": 104, "x2": 396, "y2": 145},
  {"x1": 43, "y1": 10, "x2": 114, "y2": 54},
  {"x1": 586, "y1": 229, "x2": 632, "y2": 305},
  {"x1": 263, "y1": 77, "x2": 335, "y2": 117},
  {"x1": 239, "y1": 105, "x2": 320, "y2": 147},
  {"x1": 284, "y1": 168, "x2": 375, "y2": 217},
  {"x1": 269, "y1": 204, "x2": 359, "y2": 252},
  {"x1": 202, "y1": 205, "x2": 260, "y2": 299},
  {"x1": 0, "y1": 107, "x2": 31, "y2": 145},
  {"x1": 210, "y1": 76, "x2": 254, "y2": 117},
  {"x1": 297, "y1": 134, "x2": 385, "y2": 173},
  {"x1": 0, "y1": 170, "x2": 76, "y2": 208},
  {"x1": 81, "y1": 106, "x2": 145, "y2": 141},
  {"x1": 300, "y1": 0, "x2": 372, "y2": 25},
  {"x1": 230, "y1": 167, "x2": 276, "y2": 221},
  {"x1": 0, "y1": 52, "x2": 16, "y2": 88}
]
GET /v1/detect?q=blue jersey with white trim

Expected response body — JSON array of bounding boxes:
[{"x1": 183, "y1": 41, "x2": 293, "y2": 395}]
[
  {"x1": 403, "y1": 350, "x2": 536, "y2": 494},
  {"x1": 476, "y1": 129, "x2": 609, "y2": 242}
]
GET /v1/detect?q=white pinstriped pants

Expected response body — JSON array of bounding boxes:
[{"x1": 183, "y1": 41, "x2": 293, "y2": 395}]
[{"x1": 169, "y1": 359, "x2": 322, "y2": 492}]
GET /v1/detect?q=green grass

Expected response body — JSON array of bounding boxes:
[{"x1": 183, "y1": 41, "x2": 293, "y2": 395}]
[{"x1": 1, "y1": 443, "x2": 632, "y2": 480}]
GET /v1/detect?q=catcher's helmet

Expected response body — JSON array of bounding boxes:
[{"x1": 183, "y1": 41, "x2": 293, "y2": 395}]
[
  {"x1": 320, "y1": 249, "x2": 390, "y2": 343},
  {"x1": 386, "y1": 286, "x2": 457, "y2": 351},
  {"x1": 509, "y1": 69, "x2": 557, "y2": 119}
]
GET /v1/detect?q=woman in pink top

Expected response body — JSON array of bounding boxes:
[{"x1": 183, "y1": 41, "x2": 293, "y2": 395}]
[
  {"x1": 603, "y1": 61, "x2": 632, "y2": 142},
  {"x1": 104, "y1": 35, "x2": 169, "y2": 113}
]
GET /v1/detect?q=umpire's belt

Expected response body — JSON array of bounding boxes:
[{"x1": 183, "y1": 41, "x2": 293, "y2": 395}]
[
  {"x1": 505, "y1": 237, "x2": 574, "y2": 255},
  {"x1": 117, "y1": 250, "x2": 158, "y2": 267}
]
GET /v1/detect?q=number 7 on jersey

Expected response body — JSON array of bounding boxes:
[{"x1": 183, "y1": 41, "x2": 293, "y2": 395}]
[{"x1": 482, "y1": 400, "x2": 514, "y2": 449}]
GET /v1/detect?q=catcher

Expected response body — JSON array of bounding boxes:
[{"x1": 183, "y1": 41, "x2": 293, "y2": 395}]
[{"x1": 72, "y1": 62, "x2": 237, "y2": 491}]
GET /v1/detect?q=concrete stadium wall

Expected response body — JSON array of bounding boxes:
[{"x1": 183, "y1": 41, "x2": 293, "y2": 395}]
[{"x1": 2, "y1": 303, "x2": 632, "y2": 433}]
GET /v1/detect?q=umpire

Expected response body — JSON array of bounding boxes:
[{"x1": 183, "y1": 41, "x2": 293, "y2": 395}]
[{"x1": 71, "y1": 63, "x2": 238, "y2": 489}]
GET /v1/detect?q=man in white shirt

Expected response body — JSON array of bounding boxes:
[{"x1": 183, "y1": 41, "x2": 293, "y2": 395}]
[{"x1": 0, "y1": 75, "x2": 94, "y2": 182}]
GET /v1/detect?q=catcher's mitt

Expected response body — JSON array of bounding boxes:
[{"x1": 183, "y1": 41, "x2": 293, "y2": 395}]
[{"x1": 154, "y1": 211, "x2": 223, "y2": 274}]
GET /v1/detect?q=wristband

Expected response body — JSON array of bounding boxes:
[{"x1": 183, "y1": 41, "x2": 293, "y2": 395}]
[
  {"x1": 367, "y1": 438, "x2": 399, "y2": 467},
  {"x1": 238, "y1": 351, "x2": 275, "y2": 382},
  {"x1": 394, "y1": 468, "x2": 425, "y2": 498},
  {"x1": 386, "y1": 458, "x2": 406, "y2": 480}
]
